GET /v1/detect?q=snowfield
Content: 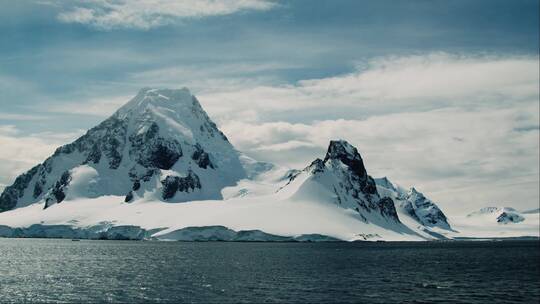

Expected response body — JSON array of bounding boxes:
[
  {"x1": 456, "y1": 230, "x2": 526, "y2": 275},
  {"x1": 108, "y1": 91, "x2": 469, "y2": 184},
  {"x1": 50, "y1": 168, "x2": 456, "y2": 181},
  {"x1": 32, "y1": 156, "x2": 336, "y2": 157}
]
[{"x1": 0, "y1": 193, "x2": 426, "y2": 241}]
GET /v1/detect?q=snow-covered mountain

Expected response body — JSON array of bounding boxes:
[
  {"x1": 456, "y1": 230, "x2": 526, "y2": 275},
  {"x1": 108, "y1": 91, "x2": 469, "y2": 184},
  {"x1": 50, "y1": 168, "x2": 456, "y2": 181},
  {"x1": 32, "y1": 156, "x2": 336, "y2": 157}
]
[
  {"x1": 448, "y1": 206, "x2": 540, "y2": 239},
  {"x1": 0, "y1": 87, "x2": 537, "y2": 241},
  {"x1": 467, "y1": 207, "x2": 525, "y2": 224},
  {"x1": 0, "y1": 88, "x2": 246, "y2": 212}
]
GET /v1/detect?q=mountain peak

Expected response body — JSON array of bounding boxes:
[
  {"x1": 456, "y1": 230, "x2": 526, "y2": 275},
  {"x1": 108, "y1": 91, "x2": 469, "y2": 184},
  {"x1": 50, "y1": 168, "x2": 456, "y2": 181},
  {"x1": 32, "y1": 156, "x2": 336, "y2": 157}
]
[
  {"x1": 280, "y1": 139, "x2": 399, "y2": 223},
  {"x1": 324, "y1": 140, "x2": 358, "y2": 159},
  {"x1": 116, "y1": 87, "x2": 199, "y2": 117},
  {"x1": 139, "y1": 87, "x2": 192, "y2": 98},
  {"x1": 0, "y1": 88, "x2": 245, "y2": 212},
  {"x1": 323, "y1": 139, "x2": 369, "y2": 180}
]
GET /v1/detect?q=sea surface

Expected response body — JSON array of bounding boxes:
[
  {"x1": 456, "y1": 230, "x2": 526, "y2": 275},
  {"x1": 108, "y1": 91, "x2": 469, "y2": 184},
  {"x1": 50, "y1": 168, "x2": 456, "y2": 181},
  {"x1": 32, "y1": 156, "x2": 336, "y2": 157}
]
[{"x1": 0, "y1": 239, "x2": 538, "y2": 303}]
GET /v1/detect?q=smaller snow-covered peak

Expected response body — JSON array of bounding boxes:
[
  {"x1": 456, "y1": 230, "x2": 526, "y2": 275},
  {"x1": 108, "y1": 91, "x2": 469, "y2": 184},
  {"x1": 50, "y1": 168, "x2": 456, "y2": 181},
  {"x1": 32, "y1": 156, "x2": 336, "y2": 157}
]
[
  {"x1": 497, "y1": 212, "x2": 525, "y2": 224},
  {"x1": 374, "y1": 176, "x2": 452, "y2": 232},
  {"x1": 468, "y1": 206, "x2": 517, "y2": 217},
  {"x1": 279, "y1": 140, "x2": 400, "y2": 224},
  {"x1": 467, "y1": 206, "x2": 526, "y2": 224}
]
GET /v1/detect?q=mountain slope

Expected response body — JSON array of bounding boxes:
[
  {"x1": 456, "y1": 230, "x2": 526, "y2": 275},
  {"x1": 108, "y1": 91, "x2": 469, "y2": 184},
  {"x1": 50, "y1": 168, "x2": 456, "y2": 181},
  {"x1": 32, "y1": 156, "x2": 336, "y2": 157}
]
[
  {"x1": 374, "y1": 177, "x2": 453, "y2": 238},
  {"x1": 0, "y1": 88, "x2": 246, "y2": 212},
  {"x1": 274, "y1": 140, "x2": 428, "y2": 239}
]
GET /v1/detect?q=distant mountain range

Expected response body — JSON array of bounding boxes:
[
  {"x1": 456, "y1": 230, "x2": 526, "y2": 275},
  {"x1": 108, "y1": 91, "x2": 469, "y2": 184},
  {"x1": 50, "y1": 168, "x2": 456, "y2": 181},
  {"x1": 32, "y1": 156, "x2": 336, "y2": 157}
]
[{"x1": 0, "y1": 88, "x2": 537, "y2": 241}]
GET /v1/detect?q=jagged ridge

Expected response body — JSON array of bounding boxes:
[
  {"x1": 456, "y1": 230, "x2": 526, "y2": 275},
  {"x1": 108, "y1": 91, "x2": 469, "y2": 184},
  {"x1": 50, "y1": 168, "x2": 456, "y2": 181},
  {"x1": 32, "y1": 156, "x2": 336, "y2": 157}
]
[
  {"x1": 374, "y1": 177, "x2": 452, "y2": 231},
  {"x1": 282, "y1": 140, "x2": 400, "y2": 223}
]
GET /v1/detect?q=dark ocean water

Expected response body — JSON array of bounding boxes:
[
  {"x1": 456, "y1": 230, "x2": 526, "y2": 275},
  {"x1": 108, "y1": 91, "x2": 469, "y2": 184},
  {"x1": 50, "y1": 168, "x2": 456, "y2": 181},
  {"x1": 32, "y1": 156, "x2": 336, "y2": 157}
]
[{"x1": 0, "y1": 239, "x2": 538, "y2": 303}]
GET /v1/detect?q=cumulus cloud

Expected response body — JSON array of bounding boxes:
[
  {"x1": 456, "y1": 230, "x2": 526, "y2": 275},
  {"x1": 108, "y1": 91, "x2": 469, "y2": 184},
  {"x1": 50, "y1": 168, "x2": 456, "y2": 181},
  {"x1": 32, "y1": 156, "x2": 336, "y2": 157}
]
[
  {"x1": 199, "y1": 53, "x2": 539, "y2": 122},
  {"x1": 57, "y1": 0, "x2": 277, "y2": 30}
]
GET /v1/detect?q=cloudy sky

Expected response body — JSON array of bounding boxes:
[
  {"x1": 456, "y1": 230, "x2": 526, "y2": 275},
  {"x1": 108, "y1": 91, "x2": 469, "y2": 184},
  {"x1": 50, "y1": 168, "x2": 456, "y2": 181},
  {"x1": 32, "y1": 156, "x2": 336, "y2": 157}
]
[{"x1": 0, "y1": 0, "x2": 538, "y2": 215}]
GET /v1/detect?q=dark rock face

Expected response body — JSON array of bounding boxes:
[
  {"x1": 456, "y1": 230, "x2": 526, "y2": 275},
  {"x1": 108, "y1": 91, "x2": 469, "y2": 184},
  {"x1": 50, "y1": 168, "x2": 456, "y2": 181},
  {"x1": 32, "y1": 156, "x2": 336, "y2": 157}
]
[
  {"x1": 44, "y1": 171, "x2": 72, "y2": 209},
  {"x1": 129, "y1": 169, "x2": 156, "y2": 187},
  {"x1": 84, "y1": 144, "x2": 102, "y2": 164},
  {"x1": 161, "y1": 172, "x2": 201, "y2": 200},
  {"x1": 422, "y1": 209, "x2": 448, "y2": 226},
  {"x1": 309, "y1": 159, "x2": 326, "y2": 174},
  {"x1": 124, "y1": 191, "x2": 134, "y2": 203},
  {"x1": 148, "y1": 142, "x2": 182, "y2": 170},
  {"x1": 33, "y1": 183, "x2": 43, "y2": 199},
  {"x1": 56, "y1": 116, "x2": 128, "y2": 169},
  {"x1": 402, "y1": 201, "x2": 423, "y2": 223},
  {"x1": 323, "y1": 141, "x2": 393, "y2": 218},
  {"x1": 325, "y1": 141, "x2": 368, "y2": 178},
  {"x1": 129, "y1": 122, "x2": 182, "y2": 170},
  {"x1": 379, "y1": 197, "x2": 399, "y2": 219},
  {"x1": 497, "y1": 212, "x2": 525, "y2": 224},
  {"x1": 324, "y1": 140, "x2": 378, "y2": 196},
  {"x1": 192, "y1": 144, "x2": 214, "y2": 169}
]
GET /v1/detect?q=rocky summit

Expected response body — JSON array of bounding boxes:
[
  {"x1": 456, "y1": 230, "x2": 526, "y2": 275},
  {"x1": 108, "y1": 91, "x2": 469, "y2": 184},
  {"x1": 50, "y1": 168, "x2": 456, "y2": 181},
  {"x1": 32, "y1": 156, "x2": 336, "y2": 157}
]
[{"x1": 281, "y1": 140, "x2": 400, "y2": 224}]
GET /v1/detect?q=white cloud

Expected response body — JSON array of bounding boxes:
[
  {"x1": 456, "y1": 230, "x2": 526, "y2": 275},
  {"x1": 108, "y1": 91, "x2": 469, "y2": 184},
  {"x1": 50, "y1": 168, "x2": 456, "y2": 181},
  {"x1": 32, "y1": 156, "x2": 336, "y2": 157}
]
[
  {"x1": 0, "y1": 125, "x2": 19, "y2": 136},
  {"x1": 45, "y1": 95, "x2": 130, "y2": 116},
  {"x1": 0, "y1": 113, "x2": 49, "y2": 121},
  {"x1": 57, "y1": 0, "x2": 277, "y2": 30},
  {"x1": 127, "y1": 62, "x2": 292, "y2": 92},
  {"x1": 199, "y1": 53, "x2": 539, "y2": 122}
]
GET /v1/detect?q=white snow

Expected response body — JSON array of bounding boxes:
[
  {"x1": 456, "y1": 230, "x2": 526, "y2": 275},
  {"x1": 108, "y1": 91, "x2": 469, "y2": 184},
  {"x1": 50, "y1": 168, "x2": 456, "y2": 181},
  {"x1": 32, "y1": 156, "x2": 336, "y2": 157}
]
[{"x1": 0, "y1": 193, "x2": 426, "y2": 241}]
